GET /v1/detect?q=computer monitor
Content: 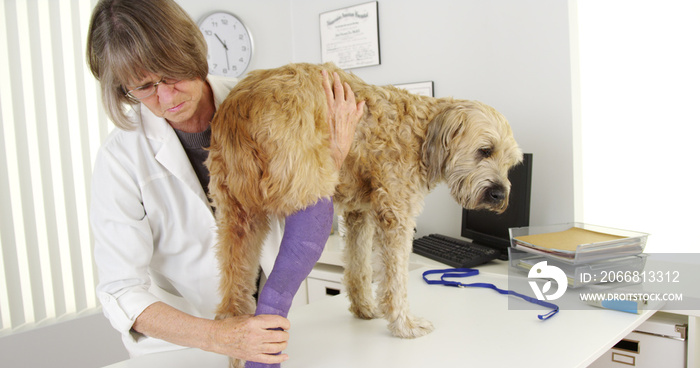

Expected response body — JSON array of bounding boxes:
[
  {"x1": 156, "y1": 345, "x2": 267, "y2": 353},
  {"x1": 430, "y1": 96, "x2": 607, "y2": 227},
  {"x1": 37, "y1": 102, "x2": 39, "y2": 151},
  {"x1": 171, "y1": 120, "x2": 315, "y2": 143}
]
[{"x1": 460, "y1": 153, "x2": 533, "y2": 259}]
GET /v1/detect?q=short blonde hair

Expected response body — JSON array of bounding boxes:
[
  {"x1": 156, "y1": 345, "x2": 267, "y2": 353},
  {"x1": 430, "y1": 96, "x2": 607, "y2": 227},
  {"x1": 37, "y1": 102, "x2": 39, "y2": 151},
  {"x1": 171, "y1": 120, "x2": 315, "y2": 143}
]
[{"x1": 86, "y1": 0, "x2": 208, "y2": 130}]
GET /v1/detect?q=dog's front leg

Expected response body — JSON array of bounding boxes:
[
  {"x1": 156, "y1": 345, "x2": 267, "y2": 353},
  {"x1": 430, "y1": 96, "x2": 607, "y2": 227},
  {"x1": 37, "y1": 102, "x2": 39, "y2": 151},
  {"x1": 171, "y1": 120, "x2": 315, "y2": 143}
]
[
  {"x1": 215, "y1": 205, "x2": 270, "y2": 320},
  {"x1": 375, "y1": 211, "x2": 434, "y2": 338},
  {"x1": 214, "y1": 203, "x2": 270, "y2": 368},
  {"x1": 253, "y1": 197, "x2": 333, "y2": 318},
  {"x1": 342, "y1": 209, "x2": 379, "y2": 319},
  {"x1": 246, "y1": 197, "x2": 333, "y2": 368}
]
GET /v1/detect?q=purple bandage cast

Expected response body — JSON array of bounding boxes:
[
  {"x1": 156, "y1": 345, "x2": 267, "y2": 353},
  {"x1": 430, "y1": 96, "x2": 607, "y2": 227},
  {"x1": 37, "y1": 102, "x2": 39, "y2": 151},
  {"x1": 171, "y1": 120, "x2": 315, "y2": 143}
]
[{"x1": 246, "y1": 197, "x2": 333, "y2": 368}]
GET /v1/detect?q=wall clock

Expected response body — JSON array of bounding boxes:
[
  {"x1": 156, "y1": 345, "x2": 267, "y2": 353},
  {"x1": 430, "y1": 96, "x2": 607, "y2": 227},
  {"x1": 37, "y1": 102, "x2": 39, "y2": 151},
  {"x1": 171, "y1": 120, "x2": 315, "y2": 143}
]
[{"x1": 198, "y1": 11, "x2": 253, "y2": 78}]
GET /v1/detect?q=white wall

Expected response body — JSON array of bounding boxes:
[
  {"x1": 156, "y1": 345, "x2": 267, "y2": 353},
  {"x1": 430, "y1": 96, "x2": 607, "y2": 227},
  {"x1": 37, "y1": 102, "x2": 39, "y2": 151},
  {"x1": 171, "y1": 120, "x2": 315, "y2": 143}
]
[
  {"x1": 181, "y1": 0, "x2": 575, "y2": 238},
  {"x1": 177, "y1": 0, "x2": 294, "y2": 72},
  {"x1": 291, "y1": 0, "x2": 576, "y2": 237}
]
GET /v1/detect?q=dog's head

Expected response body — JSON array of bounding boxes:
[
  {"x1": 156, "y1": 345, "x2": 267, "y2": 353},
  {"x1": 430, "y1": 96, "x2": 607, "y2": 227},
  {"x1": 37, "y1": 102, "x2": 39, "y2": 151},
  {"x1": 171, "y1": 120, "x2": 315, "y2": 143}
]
[{"x1": 422, "y1": 101, "x2": 522, "y2": 213}]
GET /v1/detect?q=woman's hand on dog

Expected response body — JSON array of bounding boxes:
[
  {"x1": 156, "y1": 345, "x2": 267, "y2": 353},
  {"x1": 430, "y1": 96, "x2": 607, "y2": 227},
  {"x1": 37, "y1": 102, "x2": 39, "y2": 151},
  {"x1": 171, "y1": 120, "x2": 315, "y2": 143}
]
[
  {"x1": 207, "y1": 314, "x2": 291, "y2": 364},
  {"x1": 322, "y1": 69, "x2": 365, "y2": 170}
]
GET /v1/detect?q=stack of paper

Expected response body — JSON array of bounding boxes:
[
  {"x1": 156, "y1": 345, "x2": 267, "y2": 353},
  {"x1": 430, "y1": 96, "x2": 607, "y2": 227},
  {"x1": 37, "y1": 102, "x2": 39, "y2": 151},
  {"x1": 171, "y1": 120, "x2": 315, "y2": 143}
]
[{"x1": 510, "y1": 224, "x2": 647, "y2": 264}]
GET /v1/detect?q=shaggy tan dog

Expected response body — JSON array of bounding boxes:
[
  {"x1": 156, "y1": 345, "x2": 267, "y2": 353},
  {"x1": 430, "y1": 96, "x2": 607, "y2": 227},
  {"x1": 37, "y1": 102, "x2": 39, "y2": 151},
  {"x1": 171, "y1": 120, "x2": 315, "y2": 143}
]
[{"x1": 207, "y1": 62, "x2": 522, "y2": 340}]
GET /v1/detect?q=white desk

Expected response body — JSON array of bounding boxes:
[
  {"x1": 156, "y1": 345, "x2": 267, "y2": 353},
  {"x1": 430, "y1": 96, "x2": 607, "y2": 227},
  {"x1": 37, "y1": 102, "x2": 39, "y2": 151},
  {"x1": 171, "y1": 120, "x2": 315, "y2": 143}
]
[
  {"x1": 284, "y1": 266, "x2": 656, "y2": 368},
  {"x1": 104, "y1": 264, "x2": 657, "y2": 368}
]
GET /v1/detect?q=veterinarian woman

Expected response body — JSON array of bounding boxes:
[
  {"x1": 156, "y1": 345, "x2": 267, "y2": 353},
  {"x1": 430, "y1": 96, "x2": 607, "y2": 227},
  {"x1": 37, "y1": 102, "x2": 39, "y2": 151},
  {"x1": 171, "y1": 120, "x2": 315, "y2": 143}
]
[{"x1": 86, "y1": 0, "x2": 364, "y2": 364}]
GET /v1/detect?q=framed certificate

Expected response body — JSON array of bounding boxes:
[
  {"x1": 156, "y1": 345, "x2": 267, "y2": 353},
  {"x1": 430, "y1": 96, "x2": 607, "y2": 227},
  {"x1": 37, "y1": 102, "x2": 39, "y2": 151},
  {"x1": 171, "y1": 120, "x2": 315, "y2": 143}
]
[
  {"x1": 393, "y1": 81, "x2": 434, "y2": 97},
  {"x1": 320, "y1": 2, "x2": 380, "y2": 69}
]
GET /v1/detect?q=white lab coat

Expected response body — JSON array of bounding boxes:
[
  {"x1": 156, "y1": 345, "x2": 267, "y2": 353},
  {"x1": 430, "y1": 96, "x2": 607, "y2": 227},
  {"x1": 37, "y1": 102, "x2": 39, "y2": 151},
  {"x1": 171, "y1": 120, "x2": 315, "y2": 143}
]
[{"x1": 90, "y1": 75, "x2": 283, "y2": 357}]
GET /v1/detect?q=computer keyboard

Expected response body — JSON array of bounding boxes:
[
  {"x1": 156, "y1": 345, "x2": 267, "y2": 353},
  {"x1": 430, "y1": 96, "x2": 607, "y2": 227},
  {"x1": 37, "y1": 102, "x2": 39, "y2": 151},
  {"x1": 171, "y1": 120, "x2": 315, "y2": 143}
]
[{"x1": 412, "y1": 234, "x2": 500, "y2": 268}]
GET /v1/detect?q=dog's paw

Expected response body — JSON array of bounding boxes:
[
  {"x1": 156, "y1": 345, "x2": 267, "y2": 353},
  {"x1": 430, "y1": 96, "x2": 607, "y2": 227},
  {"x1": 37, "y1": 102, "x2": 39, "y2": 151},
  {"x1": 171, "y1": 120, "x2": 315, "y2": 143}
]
[
  {"x1": 349, "y1": 301, "x2": 380, "y2": 320},
  {"x1": 388, "y1": 315, "x2": 434, "y2": 339},
  {"x1": 228, "y1": 357, "x2": 247, "y2": 368}
]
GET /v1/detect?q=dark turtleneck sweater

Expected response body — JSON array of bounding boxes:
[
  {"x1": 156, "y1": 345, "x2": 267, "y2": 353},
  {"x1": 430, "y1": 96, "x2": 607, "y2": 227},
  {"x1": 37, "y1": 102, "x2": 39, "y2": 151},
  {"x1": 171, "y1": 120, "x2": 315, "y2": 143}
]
[{"x1": 174, "y1": 126, "x2": 211, "y2": 195}]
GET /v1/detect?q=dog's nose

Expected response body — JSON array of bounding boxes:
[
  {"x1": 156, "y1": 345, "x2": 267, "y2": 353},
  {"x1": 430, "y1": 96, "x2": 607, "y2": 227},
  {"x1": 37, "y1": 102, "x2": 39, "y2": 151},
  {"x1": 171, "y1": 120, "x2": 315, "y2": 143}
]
[{"x1": 486, "y1": 186, "x2": 506, "y2": 203}]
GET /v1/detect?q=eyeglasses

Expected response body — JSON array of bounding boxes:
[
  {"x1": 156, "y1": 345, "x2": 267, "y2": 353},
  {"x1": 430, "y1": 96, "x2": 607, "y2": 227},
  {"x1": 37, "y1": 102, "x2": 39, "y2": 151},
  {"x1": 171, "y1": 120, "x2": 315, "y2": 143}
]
[{"x1": 124, "y1": 77, "x2": 181, "y2": 101}]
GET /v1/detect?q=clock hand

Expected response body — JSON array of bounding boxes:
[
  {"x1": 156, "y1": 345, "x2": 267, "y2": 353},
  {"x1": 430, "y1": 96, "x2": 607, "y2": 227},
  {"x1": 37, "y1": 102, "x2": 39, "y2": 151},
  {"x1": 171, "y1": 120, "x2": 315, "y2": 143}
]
[
  {"x1": 213, "y1": 33, "x2": 231, "y2": 71},
  {"x1": 214, "y1": 33, "x2": 228, "y2": 50}
]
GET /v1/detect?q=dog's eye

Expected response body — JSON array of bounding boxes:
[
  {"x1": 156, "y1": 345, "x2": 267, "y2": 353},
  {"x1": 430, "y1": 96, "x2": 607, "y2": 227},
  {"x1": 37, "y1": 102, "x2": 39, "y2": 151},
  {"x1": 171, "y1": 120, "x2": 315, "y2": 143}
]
[{"x1": 479, "y1": 148, "x2": 493, "y2": 159}]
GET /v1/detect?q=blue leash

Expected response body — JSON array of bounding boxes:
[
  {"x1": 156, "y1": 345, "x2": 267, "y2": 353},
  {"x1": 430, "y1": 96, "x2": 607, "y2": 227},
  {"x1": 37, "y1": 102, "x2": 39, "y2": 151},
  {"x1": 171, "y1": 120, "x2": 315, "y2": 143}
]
[{"x1": 422, "y1": 268, "x2": 559, "y2": 320}]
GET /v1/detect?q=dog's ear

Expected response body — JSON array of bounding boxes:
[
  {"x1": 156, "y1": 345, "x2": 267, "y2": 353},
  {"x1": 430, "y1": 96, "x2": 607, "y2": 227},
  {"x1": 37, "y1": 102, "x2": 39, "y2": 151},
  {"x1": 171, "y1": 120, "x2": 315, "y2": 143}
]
[{"x1": 421, "y1": 106, "x2": 468, "y2": 188}]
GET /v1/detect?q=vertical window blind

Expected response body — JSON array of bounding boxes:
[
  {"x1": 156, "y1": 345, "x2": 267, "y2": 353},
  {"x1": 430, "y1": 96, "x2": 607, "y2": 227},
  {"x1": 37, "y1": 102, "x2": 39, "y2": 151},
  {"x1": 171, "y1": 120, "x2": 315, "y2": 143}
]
[{"x1": 1, "y1": 0, "x2": 111, "y2": 332}]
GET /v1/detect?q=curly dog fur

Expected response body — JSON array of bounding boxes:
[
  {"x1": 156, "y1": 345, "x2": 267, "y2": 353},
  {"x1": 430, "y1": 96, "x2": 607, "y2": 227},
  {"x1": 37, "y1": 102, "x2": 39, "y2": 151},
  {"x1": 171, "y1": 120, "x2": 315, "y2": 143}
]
[{"x1": 207, "y1": 62, "x2": 522, "y2": 342}]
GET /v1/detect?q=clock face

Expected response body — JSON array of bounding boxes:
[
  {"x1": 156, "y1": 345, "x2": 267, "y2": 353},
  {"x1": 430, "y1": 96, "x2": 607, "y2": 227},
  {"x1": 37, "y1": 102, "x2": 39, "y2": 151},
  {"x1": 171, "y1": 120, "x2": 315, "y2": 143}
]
[{"x1": 198, "y1": 12, "x2": 253, "y2": 78}]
